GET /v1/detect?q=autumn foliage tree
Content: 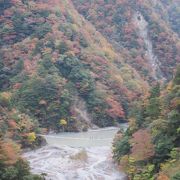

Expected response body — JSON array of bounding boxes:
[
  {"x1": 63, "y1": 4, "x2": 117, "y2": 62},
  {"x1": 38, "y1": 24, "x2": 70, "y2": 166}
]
[
  {"x1": 113, "y1": 67, "x2": 180, "y2": 179},
  {"x1": 0, "y1": 140, "x2": 20, "y2": 165},
  {"x1": 106, "y1": 97, "x2": 125, "y2": 119},
  {"x1": 130, "y1": 129, "x2": 154, "y2": 161}
]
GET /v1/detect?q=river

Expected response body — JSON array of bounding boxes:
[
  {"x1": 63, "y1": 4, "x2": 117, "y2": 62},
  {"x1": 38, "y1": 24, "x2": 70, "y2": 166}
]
[{"x1": 23, "y1": 126, "x2": 128, "y2": 180}]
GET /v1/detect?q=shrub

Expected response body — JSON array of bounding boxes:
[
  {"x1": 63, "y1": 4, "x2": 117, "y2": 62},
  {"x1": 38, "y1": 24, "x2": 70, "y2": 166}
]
[
  {"x1": 113, "y1": 136, "x2": 130, "y2": 161},
  {"x1": 171, "y1": 172, "x2": 180, "y2": 180},
  {"x1": 0, "y1": 92, "x2": 11, "y2": 107},
  {"x1": 70, "y1": 149, "x2": 88, "y2": 162}
]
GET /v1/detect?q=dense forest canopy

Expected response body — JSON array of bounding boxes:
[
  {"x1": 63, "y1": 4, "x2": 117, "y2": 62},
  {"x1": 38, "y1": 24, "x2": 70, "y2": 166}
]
[
  {"x1": 113, "y1": 67, "x2": 180, "y2": 179},
  {"x1": 73, "y1": 0, "x2": 180, "y2": 81},
  {"x1": 0, "y1": 0, "x2": 179, "y2": 179}
]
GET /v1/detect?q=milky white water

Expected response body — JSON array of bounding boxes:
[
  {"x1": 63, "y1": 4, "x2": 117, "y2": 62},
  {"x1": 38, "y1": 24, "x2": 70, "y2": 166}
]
[{"x1": 23, "y1": 126, "x2": 128, "y2": 180}]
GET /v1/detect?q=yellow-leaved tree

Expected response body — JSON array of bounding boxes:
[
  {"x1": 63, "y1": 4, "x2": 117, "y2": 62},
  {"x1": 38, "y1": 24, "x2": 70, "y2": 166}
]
[
  {"x1": 59, "y1": 119, "x2": 67, "y2": 132},
  {"x1": 27, "y1": 132, "x2": 36, "y2": 143}
]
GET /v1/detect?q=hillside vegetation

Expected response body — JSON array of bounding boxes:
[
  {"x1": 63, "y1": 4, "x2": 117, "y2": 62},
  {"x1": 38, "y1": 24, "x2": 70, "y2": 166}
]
[
  {"x1": 113, "y1": 67, "x2": 180, "y2": 179},
  {"x1": 0, "y1": 0, "x2": 179, "y2": 179},
  {"x1": 0, "y1": 0, "x2": 148, "y2": 178},
  {"x1": 0, "y1": 0, "x2": 148, "y2": 131},
  {"x1": 73, "y1": 0, "x2": 180, "y2": 81}
]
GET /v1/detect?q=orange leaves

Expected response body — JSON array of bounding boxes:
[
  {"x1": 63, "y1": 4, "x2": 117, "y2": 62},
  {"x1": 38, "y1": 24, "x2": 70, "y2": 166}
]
[
  {"x1": 157, "y1": 173, "x2": 169, "y2": 180},
  {"x1": 8, "y1": 120, "x2": 18, "y2": 129},
  {"x1": 130, "y1": 129, "x2": 155, "y2": 161},
  {"x1": 13, "y1": 83, "x2": 22, "y2": 90},
  {"x1": 24, "y1": 59, "x2": 37, "y2": 75},
  {"x1": 106, "y1": 97, "x2": 125, "y2": 118},
  {"x1": 0, "y1": 140, "x2": 20, "y2": 165}
]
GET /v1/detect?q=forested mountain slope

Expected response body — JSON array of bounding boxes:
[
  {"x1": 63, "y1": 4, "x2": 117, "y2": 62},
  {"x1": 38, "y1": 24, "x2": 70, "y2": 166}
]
[
  {"x1": 73, "y1": 0, "x2": 180, "y2": 178},
  {"x1": 0, "y1": 0, "x2": 179, "y2": 179},
  {"x1": 113, "y1": 67, "x2": 180, "y2": 179},
  {"x1": 0, "y1": 0, "x2": 149, "y2": 131},
  {"x1": 73, "y1": 0, "x2": 180, "y2": 81}
]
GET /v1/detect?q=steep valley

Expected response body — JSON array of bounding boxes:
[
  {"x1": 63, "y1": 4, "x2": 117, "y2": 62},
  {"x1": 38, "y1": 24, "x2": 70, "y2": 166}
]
[{"x1": 0, "y1": 0, "x2": 179, "y2": 180}]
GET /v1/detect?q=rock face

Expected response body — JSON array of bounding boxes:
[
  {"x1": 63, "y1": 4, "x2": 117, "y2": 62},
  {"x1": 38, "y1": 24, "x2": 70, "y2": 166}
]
[
  {"x1": 133, "y1": 12, "x2": 164, "y2": 80},
  {"x1": 73, "y1": 0, "x2": 180, "y2": 81},
  {"x1": 71, "y1": 96, "x2": 95, "y2": 131}
]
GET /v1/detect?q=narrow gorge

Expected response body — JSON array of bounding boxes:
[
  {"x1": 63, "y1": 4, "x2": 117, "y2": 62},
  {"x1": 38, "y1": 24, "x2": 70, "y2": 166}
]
[{"x1": 0, "y1": 0, "x2": 179, "y2": 180}]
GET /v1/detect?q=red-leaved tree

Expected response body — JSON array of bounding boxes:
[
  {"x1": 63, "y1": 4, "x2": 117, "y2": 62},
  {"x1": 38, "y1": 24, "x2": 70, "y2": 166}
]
[{"x1": 131, "y1": 129, "x2": 155, "y2": 161}]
